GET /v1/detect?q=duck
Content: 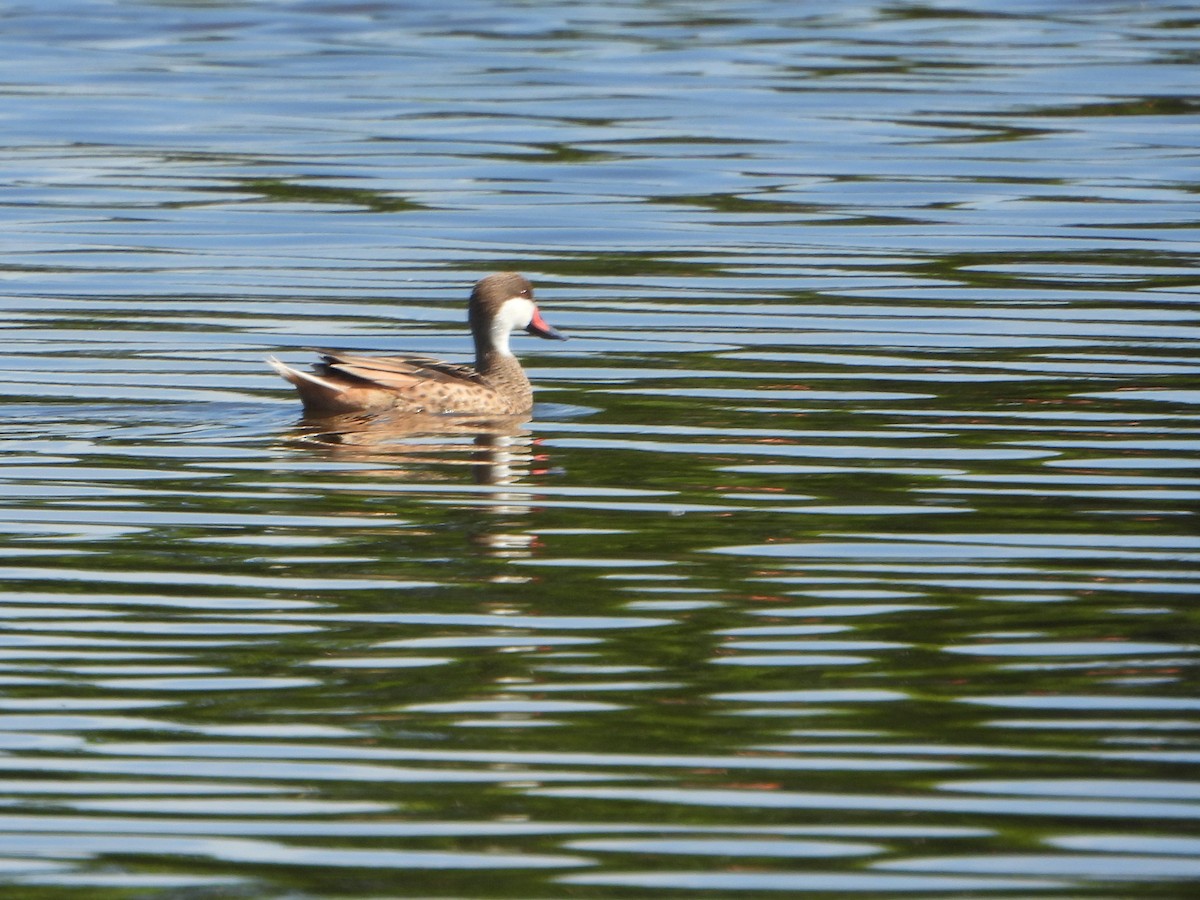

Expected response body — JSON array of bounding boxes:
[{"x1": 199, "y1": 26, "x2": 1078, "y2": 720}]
[{"x1": 268, "y1": 272, "x2": 566, "y2": 417}]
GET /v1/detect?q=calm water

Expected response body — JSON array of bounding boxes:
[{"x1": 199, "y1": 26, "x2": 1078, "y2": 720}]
[{"x1": 1, "y1": 0, "x2": 1199, "y2": 897}]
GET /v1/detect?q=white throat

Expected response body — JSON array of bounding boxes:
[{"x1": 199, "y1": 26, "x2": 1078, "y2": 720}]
[{"x1": 488, "y1": 296, "x2": 535, "y2": 356}]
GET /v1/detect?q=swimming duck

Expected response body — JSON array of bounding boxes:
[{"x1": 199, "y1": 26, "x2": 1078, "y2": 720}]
[{"x1": 268, "y1": 272, "x2": 565, "y2": 417}]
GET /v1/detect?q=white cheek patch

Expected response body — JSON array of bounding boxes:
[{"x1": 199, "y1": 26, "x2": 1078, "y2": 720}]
[{"x1": 489, "y1": 296, "x2": 535, "y2": 356}]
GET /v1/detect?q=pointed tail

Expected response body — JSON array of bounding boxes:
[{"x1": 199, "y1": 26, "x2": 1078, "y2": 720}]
[{"x1": 267, "y1": 356, "x2": 353, "y2": 414}]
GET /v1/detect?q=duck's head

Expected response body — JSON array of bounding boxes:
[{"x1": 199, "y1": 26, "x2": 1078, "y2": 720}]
[{"x1": 469, "y1": 272, "x2": 566, "y2": 355}]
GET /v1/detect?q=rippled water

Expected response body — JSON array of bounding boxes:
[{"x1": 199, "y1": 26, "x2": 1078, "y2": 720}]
[{"x1": 1, "y1": 0, "x2": 1199, "y2": 897}]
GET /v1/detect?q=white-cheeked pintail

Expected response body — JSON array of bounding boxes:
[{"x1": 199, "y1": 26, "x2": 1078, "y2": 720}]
[{"x1": 268, "y1": 272, "x2": 566, "y2": 417}]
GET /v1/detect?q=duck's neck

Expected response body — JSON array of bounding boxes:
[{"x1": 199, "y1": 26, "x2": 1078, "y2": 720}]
[{"x1": 475, "y1": 345, "x2": 532, "y2": 409}]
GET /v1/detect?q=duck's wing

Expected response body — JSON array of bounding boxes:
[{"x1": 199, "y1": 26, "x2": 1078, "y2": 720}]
[{"x1": 313, "y1": 350, "x2": 486, "y2": 388}]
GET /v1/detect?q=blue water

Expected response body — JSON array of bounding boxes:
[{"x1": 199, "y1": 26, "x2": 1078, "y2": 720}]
[{"x1": 0, "y1": 1, "x2": 1198, "y2": 897}]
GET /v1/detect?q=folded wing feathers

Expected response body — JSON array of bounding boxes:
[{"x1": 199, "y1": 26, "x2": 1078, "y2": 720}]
[{"x1": 316, "y1": 351, "x2": 484, "y2": 386}]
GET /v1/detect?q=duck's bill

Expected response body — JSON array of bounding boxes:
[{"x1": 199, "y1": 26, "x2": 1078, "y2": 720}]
[{"x1": 527, "y1": 308, "x2": 567, "y2": 340}]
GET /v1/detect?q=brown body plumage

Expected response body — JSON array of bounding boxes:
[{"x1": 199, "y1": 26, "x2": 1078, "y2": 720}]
[{"x1": 268, "y1": 272, "x2": 565, "y2": 417}]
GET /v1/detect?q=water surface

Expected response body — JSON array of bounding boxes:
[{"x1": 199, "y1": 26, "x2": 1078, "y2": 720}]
[{"x1": 1, "y1": 1, "x2": 1198, "y2": 897}]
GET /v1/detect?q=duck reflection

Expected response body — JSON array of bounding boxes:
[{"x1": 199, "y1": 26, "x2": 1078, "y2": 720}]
[{"x1": 279, "y1": 410, "x2": 546, "y2": 563}]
